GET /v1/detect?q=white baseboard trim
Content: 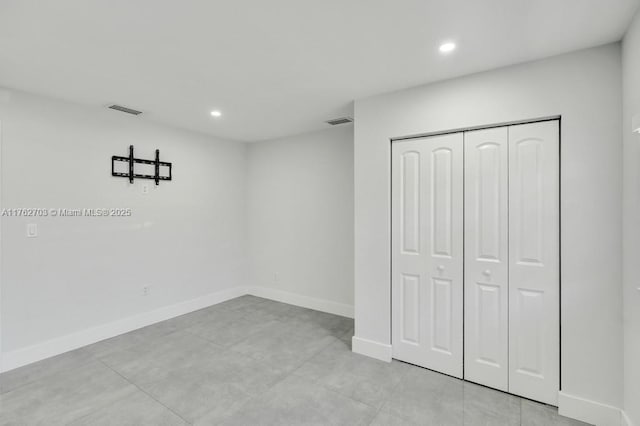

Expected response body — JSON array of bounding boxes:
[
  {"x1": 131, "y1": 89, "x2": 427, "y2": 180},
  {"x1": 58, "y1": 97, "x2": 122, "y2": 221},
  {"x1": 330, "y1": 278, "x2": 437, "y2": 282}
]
[
  {"x1": 558, "y1": 391, "x2": 624, "y2": 426},
  {"x1": 352, "y1": 336, "x2": 392, "y2": 362},
  {"x1": 0, "y1": 286, "x2": 246, "y2": 373},
  {"x1": 622, "y1": 410, "x2": 635, "y2": 426},
  {"x1": 246, "y1": 286, "x2": 354, "y2": 318},
  {"x1": 1, "y1": 285, "x2": 355, "y2": 373}
]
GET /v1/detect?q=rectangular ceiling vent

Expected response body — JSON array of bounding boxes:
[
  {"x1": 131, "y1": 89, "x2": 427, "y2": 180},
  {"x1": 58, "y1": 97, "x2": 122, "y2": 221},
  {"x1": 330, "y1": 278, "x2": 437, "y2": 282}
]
[
  {"x1": 326, "y1": 117, "x2": 353, "y2": 126},
  {"x1": 108, "y1": 104, "x2": 143, "y2": 115}
]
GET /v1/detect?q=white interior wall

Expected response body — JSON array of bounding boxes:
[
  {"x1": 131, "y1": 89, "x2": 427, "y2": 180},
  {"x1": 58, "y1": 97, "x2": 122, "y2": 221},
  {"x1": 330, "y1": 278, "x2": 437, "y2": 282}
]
[
  {"x1": 0, "y1": 88, "x2": 357, "y2": 372},
  {"x1": 0, "y1": 36, "x2": 634, "y2": 426},
  {"x1": 0, "y1": 88, "x2": 247, "y2": 371},
  {"x1": 353, "y1": 44, "x2": 623, "y2": 424},
  {"x1": 246, "y1": 126, "x2": 354, "y2": 317},
  {"x1": 622, "y1": 9, "x2": 640, "y2": 426}
]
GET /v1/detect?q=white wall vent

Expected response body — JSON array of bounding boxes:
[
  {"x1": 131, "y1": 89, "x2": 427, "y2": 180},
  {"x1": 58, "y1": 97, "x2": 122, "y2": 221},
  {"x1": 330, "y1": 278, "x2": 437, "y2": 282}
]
[
  {"x1": 108, "y1": 104, "x2": 143, "y2": 115},
  {"x1": 326, "y1": 117, "x2": 353, "y2": 126}
]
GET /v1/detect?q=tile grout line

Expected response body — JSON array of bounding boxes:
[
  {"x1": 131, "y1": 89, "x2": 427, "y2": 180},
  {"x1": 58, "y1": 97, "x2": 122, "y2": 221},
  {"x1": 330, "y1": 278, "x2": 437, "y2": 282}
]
[
  {"x1": 273, "y1": 336, "x2": 371, "y2": 419},
  {"x1": 180, "y1": 301, "x2": 351, "y2": 423},
  {"x1": 216, "y1": 332, "x2": 346, "y2": 423},
  {"x1": 285, "y1": 337, "x2": 391, "y2": 423},
  {"x1": 302, "y1": 357, "x2": 408, "y2": 414},
  {"x1": 0, "y1": 349, "x2": 97, "y2": 397},
  {"x1": 3, "y1": 299, "x2": 356, "y2": 425},
  {"x1": 364, "y1": 361, "x2": 416, "y2": 425},
  {"x1": 180, "y1": 315, "x2": 283, "y2": 350},
  {"x1": 94, "y1": 357, "x2": 194, "y2": 426}
]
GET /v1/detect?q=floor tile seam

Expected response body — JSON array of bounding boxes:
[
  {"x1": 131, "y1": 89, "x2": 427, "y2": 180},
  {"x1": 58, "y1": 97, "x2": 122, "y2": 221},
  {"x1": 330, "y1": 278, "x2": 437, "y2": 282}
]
[
  {"x1": 172, "y1": 305, "x2": 260, "y2": 329},
  {"x1": 460, "y1": 382, "x2": 523, "y2": 424},
  {"x1": 189, "y1": 384, "x2": 255, "y2": 425},
  {"x1": 287, "y1": 335, "x2": 343, "y2": 375},
  {"x1": 164, "y1": 328, "x2": 230, "y2": 352},
  {"x1": 60, "y1": 383, "x2": 140, "y2": 426},
  {"x1": 221, "y1": 323, "x2": 319, "y2": 352},
  {"x1": 185, "y1": 317, "x2": 287, "y2": 345},
  {"x1": 378, "y1": 370, "x2": 451, "y2": 425},
  {"x1": 88, "y1": 327, "x2": 195, "y2": 360},
  {"x1": 167, "y1": 316, "x2": 230, "y2": 333},
  {"x1": 94, "y1": 357, "x2": 194, "y2": 426},
  {"x1": 2, "y1": 358, "x2": 114, "y2": 402},
  {"x1": 95, "y1": 345, "x2": 226, "y2": 379},
  {"x1": 270, "y1": 321, "x2": 345, "y2": 340},
  {"x1": 380, "y1": 361, "x2": 412, "y2": 399},
  {"x1": 307, "y1": 381, "x2": 381, "y2": 422},
  {"x1": 61, "y1": 378, "x2": 140, "y2": 425},
  {"x1": 0, "y1": 351, "x2": 99, "y2": 397},
  {"x1": 256, "y1": 370, "x2": 378, "y2": 425},
  {"x1": 180, "y1": 327, "x2": 243, "y2": 350},
  {"x1": 100, "y1": 352, "x2": 240, "y2": 389},
  {"x1": 268, "y1": 336, "x2": 377, "y2": 411},
  {"x1": 231, "y1": 333, "x2": 344, "y2": 397},
  {"x1": 352, "y1": 366, "x2": 413, "y2": 421},
  {"x1": 292, "y1": 352, "x2": 403, "y2": 391},
  {"x1": 364, "y1": 400, "x2": 388, "y2": 426},
  {"x1": 384, "y1": 374, "x2": 525, "y2": 425},
  {"x1": 294, "y1": 369, "x2": 390, "y2": 413},
  {"x1": 202, "y1": 380, "x2": 276, "y2": 424}
]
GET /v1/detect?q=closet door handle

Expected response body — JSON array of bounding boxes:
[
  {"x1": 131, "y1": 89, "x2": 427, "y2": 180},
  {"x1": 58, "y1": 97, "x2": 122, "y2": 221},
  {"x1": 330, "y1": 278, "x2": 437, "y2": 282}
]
[
  {"x1": 483, "y1": 269, "x2": 491, "y2": 277},
  {"x1": 437, "y1": 265, "x2": 445, "y2": 273}
]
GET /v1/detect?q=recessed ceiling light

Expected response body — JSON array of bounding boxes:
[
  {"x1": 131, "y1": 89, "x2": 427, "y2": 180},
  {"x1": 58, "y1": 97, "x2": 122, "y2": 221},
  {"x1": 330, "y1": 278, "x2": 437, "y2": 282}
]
[
  {"x1": 210, "y1": 110, "x2": 222, "y2": 117},
  {"x1": 439, "y1": 42, "x2": 456, "y2": 54}
]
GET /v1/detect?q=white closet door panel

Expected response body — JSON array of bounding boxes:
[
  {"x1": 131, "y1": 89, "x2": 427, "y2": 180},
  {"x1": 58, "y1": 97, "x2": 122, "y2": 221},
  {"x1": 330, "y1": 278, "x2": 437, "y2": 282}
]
[
  {"x1": 392, "y1": 133, "x2": 464, "y2": 378},
  {"x1": 464, "y1": 127, "x2": 509, "y2": 391},
  {"x1": 508, "y1": 121, "x2": 559, "y2": 405}
]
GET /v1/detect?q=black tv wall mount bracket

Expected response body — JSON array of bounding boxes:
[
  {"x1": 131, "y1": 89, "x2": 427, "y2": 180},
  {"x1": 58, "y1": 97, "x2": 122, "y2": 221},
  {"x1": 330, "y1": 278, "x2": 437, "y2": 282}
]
[{"x1": 111, "y1": 145, "x2": 172, "y2": 185}]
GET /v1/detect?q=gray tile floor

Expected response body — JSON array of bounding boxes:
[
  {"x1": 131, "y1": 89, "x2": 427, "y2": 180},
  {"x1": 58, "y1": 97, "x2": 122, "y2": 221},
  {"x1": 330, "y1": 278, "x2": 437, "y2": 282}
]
[{"x1": 0, "y1": 296, "x2": 590, "y2": 426}]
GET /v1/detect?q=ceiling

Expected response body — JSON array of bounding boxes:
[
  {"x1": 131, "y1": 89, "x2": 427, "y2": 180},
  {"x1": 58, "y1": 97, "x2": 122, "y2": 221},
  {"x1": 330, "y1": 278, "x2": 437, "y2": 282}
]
[{"x1": 0, "y1": 0, "x2": 638, "y2": 142}]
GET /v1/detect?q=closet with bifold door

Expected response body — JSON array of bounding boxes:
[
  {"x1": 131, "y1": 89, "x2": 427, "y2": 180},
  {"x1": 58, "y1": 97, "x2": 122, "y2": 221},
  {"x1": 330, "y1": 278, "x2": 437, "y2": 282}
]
[{"x1": 391, "y1": 120, "x2": 559, "y2": 405}]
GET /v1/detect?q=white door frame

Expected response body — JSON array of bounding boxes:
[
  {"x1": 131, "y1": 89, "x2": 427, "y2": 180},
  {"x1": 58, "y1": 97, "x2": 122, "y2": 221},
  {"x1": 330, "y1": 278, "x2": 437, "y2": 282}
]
[{"x1": 390, "y1": 116, "x2": 561, "y2": 402}]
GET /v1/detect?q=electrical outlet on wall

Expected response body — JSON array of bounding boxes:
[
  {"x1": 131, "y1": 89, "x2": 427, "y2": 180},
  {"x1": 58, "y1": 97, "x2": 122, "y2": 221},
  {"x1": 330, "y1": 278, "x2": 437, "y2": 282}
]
[
  {"x1": 26, "y1": 223, "x2": 38, "y2": 238},
  {"x1": 142, "y1": 183, "x2": 149, "y2": 194},
  {"x1": 142, "y1": 285, "x2": 151, "y2": 296}
]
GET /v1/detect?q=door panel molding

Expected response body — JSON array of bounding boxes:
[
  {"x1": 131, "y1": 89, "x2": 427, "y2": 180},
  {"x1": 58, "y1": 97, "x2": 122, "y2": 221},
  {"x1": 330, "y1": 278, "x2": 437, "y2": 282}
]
[
  {"x1": 392, "y1": 133, "x2": 464, "y2": 379},
  {"x1": 464, "y1": 126, "x2": 509, "y2": 391},
  {"x1": 508, "y1": 120, "x2": 560, "y2": 405}
]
